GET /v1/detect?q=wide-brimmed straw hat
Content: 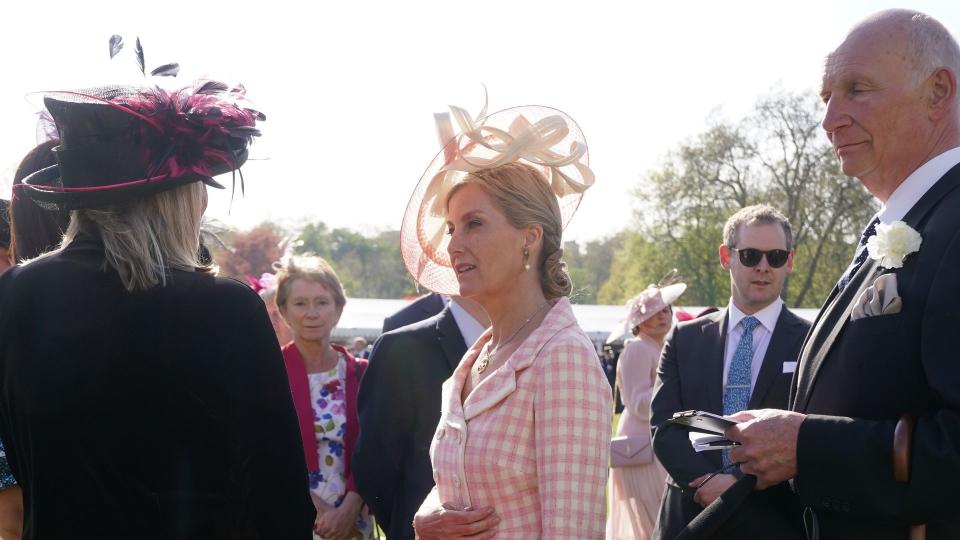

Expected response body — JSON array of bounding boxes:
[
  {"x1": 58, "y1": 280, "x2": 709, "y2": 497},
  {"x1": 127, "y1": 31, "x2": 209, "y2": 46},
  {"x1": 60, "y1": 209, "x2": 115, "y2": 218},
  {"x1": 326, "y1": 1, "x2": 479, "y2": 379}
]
[
  {"x1": 19, "y1": 81, "x2": 264, "y2": 210},
  {"x1": 400, "y1": 98, "x2": 594, "y2": 294},
  {"x1": 606, "y1": 281, "x2": 687, "y2": 344}
]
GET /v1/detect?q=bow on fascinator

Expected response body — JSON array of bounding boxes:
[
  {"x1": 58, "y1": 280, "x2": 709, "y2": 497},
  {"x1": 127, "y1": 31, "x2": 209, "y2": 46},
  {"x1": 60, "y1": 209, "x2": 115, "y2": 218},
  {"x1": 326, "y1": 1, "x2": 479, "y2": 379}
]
[
  {"x1": 408, "y1": 94, "x2": 595, "y2": 292},
  {"x1": 424, "y1": 96, "x2": 594, "y2": 220}
]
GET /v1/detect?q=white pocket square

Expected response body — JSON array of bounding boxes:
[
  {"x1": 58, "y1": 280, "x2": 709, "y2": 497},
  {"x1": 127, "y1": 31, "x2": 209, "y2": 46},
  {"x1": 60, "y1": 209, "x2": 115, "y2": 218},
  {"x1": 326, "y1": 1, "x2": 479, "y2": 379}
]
[
  {"x1": 851, "y1": 273, "x2": 902, "y2": 321},
  {"x1": 782, "y1": 361, "x2": 797, "y2": 373}
]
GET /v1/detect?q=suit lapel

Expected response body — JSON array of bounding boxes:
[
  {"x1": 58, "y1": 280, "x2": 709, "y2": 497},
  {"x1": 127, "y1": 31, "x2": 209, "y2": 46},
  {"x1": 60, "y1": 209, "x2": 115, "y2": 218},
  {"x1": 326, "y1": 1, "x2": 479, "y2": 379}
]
[
  {"x1": 794, "y1": 163, "x2": 960, "y2": 410},
  {"x1": 705, "y1": 310, "x2": 729, "y2": 414},
  {"x1": 795, "y1": 258, "x2": 878, "y2": 410},
  {"x1": 435, "y1": 307, "x2": 468, "y2": 373},
  {"x1": 789, "y1": 286, "x2": 839, "y2": 408},
  {"x1": 749, "y1": 309, "x2": 800, "y2": 408}
]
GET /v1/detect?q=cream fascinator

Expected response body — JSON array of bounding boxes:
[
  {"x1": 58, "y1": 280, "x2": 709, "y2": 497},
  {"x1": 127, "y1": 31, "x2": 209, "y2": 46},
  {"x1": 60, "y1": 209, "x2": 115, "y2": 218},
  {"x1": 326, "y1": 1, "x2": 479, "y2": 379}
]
[{"x1": 399, "y1": 96, "x2": 595, "y2": 294}]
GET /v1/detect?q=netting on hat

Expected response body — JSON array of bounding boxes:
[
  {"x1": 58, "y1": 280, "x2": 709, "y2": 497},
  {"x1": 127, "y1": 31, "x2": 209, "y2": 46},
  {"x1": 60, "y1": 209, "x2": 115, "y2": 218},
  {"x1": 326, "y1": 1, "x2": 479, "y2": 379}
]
[
  {"x1": 21, "y1": 80, "x2": 263, "y2": 206},
  {"x1": 400, "y1": 103, "x2": 594, "y2": 295}
]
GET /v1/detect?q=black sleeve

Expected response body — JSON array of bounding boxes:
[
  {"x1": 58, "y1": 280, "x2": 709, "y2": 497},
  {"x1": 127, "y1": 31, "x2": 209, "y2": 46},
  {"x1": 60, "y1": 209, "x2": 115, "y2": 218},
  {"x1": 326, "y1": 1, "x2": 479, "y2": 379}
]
[
  {"x1": 229, "y1": 296, "x2": 314, "y2": 539},
  {"x1": 352, "y1": 333, "x2": 414, "y2": 533},
  {"x1": 651, "y1": 326, "x2": 718, "y2": 485}
]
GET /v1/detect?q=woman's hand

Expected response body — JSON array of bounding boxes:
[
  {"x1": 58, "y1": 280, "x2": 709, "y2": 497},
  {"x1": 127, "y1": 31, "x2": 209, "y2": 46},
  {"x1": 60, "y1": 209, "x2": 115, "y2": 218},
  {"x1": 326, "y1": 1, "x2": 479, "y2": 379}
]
[
  {"x1": 413, "y1": 503, "x2": 499, "y2": 539},
  {"x1": 315, "y1": 491, "x2": 362, "y2": 540},
  {"x1": 311, "y1": 491, "x2": 335, "y2": 514}
]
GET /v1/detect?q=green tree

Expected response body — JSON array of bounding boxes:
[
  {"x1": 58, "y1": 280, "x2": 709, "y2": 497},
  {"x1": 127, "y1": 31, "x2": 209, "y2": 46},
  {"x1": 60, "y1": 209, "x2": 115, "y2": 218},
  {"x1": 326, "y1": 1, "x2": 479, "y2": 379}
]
[
  {"x1": 210, "y1": 221, "x2": 287, "y2": 279},
  {"x1": 565, "y1": 234, "x2": 624, "y2": 304},
  {"x1": 601, "y1": 89, "x2": 876, "y2": 307},
  {"x1": 295, "y1": 221, "x2": 418, "y2": 299}
]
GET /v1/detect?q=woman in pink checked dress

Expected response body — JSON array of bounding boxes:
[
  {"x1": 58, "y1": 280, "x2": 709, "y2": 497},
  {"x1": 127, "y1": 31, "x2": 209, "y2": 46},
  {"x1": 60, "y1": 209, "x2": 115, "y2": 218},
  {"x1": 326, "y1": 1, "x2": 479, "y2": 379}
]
[{"x1": 402, "y1": 101, "x2": 612, "y2": 539}]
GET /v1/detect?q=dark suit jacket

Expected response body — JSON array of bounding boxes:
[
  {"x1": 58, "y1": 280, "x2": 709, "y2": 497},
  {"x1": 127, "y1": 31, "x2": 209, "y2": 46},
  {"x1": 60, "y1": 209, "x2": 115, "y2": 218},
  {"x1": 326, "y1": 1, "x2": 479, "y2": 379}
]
[
  {"x1": 0, "y1": 235, "x2": 314, "y2": 540},
  {"x1": 652, "y1": 306, "x2": 810, "y2": 540},
  {"x1": 381, "y1": 293, "x2": 446, "y2": 333},
  {"x1": 353, "y1": 306, "x2": 466, "y2": 540},
  {"x1": 790, "y1": 163, "x2": 960, "y2": 539}
]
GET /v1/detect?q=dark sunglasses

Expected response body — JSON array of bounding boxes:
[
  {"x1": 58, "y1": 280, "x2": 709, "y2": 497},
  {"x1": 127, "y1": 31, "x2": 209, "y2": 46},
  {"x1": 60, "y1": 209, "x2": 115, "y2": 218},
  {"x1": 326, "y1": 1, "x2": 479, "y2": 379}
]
[{"x1": 728, "y1": 247, "x2": 790, "y2": 268}]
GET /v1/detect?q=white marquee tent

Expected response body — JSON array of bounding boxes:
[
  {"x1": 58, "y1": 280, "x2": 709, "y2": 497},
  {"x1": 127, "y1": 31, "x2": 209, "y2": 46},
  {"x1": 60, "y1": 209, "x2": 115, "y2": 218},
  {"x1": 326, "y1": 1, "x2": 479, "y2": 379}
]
[{"x1": 333, "y1": 297, "x2": 819, "y2": 348}]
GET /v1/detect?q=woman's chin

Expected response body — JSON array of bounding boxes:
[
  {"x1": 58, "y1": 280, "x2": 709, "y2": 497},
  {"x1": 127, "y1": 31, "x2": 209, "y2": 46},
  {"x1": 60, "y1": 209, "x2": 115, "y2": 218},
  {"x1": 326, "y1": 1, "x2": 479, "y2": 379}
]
[
  {"x1": 296, "y1": 332, "x2": 327, "y2": 343},
  {"x1": 454, "y1": 276, "x2": 478, "y2": 296}
]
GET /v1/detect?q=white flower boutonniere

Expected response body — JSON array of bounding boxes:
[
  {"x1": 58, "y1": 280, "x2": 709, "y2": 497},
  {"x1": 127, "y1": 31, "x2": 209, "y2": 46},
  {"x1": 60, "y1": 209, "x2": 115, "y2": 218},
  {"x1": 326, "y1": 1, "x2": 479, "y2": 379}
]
[{"x1": 866, "y1": 221, "x2": 922, "y2": 269}]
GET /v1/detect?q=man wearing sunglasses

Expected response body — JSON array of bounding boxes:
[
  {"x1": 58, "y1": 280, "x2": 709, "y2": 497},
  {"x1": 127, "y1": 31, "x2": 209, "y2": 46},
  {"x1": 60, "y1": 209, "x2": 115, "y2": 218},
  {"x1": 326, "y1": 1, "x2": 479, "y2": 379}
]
[
  {"x1": 651, "y1": 204, "x2": 811, "y2": 539},
  {"x1": 724, "y1": 10, "x2": 960, "y2": 539}
]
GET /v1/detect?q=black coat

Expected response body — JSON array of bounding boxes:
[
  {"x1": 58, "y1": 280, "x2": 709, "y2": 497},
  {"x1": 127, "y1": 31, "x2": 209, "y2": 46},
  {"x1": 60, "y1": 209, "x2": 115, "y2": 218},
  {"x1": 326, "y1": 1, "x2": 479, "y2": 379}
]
[
  {"x1": 651, "y1": 307, "x2": 810, "y2": 540},
  {"x1": 353, "y1": 306, "x2": 466, "y2": 540},
  {"x1": 790, "y1": 163, "x2": 960, "y2": 539},
  {"x1": 0, "y1": 236, "x2": 314, "y2": 540},
  {"x1": 381, "y1": 293, "x2": 446, "y2": 334}
]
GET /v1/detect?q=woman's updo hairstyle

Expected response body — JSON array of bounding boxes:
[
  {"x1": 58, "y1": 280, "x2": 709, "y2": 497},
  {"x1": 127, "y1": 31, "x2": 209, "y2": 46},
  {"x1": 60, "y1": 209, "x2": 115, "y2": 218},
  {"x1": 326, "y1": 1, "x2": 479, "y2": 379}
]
[{"x1": 454, "y1": 162, "x2": 571, "y2": 298}]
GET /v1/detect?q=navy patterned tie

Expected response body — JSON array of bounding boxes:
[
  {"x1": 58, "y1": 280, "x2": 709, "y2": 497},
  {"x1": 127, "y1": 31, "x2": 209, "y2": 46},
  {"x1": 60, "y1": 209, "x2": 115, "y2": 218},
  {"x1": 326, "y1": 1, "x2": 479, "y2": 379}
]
[
  {"x1": 837, "y1": 217, "x2": 880, "y2": 291},
  {"x1": 722, "y1": 316, "x2": 759, "y2": 466}
]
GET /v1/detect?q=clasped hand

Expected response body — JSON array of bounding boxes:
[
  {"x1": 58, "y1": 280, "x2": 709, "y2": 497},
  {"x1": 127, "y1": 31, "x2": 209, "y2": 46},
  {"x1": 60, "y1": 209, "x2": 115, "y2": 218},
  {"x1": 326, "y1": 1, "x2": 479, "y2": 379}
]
[
  {"x1": 312, "y1": 491, "x2": 361, "y2": 540},
  {"x1": 413, "y1": 502, "x2": 500, "y2": 539},
  {"x1": 724, "y1": 408, "x2": 806, "y2": 490}
]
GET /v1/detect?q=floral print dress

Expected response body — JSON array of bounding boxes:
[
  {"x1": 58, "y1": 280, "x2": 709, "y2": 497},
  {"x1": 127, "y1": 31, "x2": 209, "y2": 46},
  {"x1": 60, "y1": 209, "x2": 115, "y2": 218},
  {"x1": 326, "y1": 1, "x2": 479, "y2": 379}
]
[
  {"x1": 0, "y1": 440, "x2": 16, "y2": 490},
  {"x1": 308, "y1": 354, "x2": 373, "y2": 540}
]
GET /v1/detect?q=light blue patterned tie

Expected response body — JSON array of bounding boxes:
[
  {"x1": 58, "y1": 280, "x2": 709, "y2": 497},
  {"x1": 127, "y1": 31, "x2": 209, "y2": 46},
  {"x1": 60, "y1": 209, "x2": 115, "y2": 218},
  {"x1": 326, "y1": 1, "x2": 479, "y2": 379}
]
[{"x1": 723, "y1": 316, "x2": 759, "y2": 466}]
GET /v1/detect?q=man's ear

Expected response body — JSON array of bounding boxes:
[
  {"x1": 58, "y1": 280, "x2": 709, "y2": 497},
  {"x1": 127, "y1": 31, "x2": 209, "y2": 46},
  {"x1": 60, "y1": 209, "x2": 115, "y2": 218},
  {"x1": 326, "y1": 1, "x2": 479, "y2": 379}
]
[
  {"x1": 786, "y1": 249, "x2": 796, "y2": 272},
  {"x1": 927, "y1": 67, "x2": 957, "y2": 121},
  {"x1": 719, "y1": 244, "x2": 732, "y2": 270}
]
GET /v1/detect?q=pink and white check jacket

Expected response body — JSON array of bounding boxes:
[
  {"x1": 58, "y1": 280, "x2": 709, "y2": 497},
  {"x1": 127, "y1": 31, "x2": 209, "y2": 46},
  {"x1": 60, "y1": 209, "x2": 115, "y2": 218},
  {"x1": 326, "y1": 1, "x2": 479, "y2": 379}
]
[{"x1": 421, "y1": 298, "x2": 612, "y2": 539}]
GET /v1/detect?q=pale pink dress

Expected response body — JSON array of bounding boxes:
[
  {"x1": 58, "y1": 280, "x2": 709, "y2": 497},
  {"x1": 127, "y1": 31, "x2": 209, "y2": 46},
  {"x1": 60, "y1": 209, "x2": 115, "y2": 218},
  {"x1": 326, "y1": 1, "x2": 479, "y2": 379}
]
[
  {"x1": 420, "y1": 298, "x2": 612, "y2": 539},
  {"x1": 606, "y1": 335, "x2": 668, "y2": 540}
]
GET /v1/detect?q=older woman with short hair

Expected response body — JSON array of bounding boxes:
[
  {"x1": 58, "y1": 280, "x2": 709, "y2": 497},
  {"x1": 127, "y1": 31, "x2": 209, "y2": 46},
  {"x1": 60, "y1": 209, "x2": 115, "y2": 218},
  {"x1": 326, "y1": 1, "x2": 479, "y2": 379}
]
[
  {"x1": 408, "y1": 103, "x2": 612, "y2": 539},
  {"x1": 275, "y1": 256, "x2": 373, "y2": 540}
]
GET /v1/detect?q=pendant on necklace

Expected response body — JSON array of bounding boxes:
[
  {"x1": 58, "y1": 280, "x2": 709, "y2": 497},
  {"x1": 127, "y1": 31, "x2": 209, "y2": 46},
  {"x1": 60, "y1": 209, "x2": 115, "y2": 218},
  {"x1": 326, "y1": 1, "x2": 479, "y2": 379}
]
[{"x1": 476, "y1": 351, "x2": 490, "y2": 374}]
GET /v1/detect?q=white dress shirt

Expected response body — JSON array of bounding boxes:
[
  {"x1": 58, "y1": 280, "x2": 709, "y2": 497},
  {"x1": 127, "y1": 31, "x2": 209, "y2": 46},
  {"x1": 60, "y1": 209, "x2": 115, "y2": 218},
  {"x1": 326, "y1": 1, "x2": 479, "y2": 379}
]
[
  {"x1": 448, "y1": 298, "x2": 487, "y2": 349},
  {"x1": 722, "y1": 297, "x2": 784, "y2": 392},
  {"x1": 878, "y1": 146, "x2": 960, "y2": 224}
]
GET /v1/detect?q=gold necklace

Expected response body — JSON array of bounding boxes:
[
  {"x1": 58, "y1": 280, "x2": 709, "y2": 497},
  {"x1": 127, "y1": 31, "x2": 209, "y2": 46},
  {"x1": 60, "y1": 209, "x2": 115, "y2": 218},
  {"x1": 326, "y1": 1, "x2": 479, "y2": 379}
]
[{"x1": 476, "y1": 302, "x2": 550, "y2": 374}]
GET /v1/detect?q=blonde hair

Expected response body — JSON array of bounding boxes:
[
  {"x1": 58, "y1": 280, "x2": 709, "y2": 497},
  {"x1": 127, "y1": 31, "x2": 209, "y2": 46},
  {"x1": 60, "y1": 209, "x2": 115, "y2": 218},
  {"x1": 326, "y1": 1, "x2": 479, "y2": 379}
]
[
  {"x1": 50, "y1": 182, "x2": 210, "y2": 291},
  {"x1": 275, "y1": 255, "x2": 346, "y2": 313},
  {"x1": 450, "y1": 162, "x2": 571, "y2": 299}
]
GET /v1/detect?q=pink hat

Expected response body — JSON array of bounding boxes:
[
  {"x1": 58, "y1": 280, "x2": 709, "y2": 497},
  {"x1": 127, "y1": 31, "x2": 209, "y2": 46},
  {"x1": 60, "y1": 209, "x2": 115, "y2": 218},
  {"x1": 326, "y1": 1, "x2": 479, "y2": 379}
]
[
  {"x1": 399, "y1": 98, "x2": 594, "y2": 294},
  {"x1": 626, "y1": 283, "x2": 686, "y2": 329},
  {"x1": 606, "y1": 283, "x2": 687, "y2": 343}
]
